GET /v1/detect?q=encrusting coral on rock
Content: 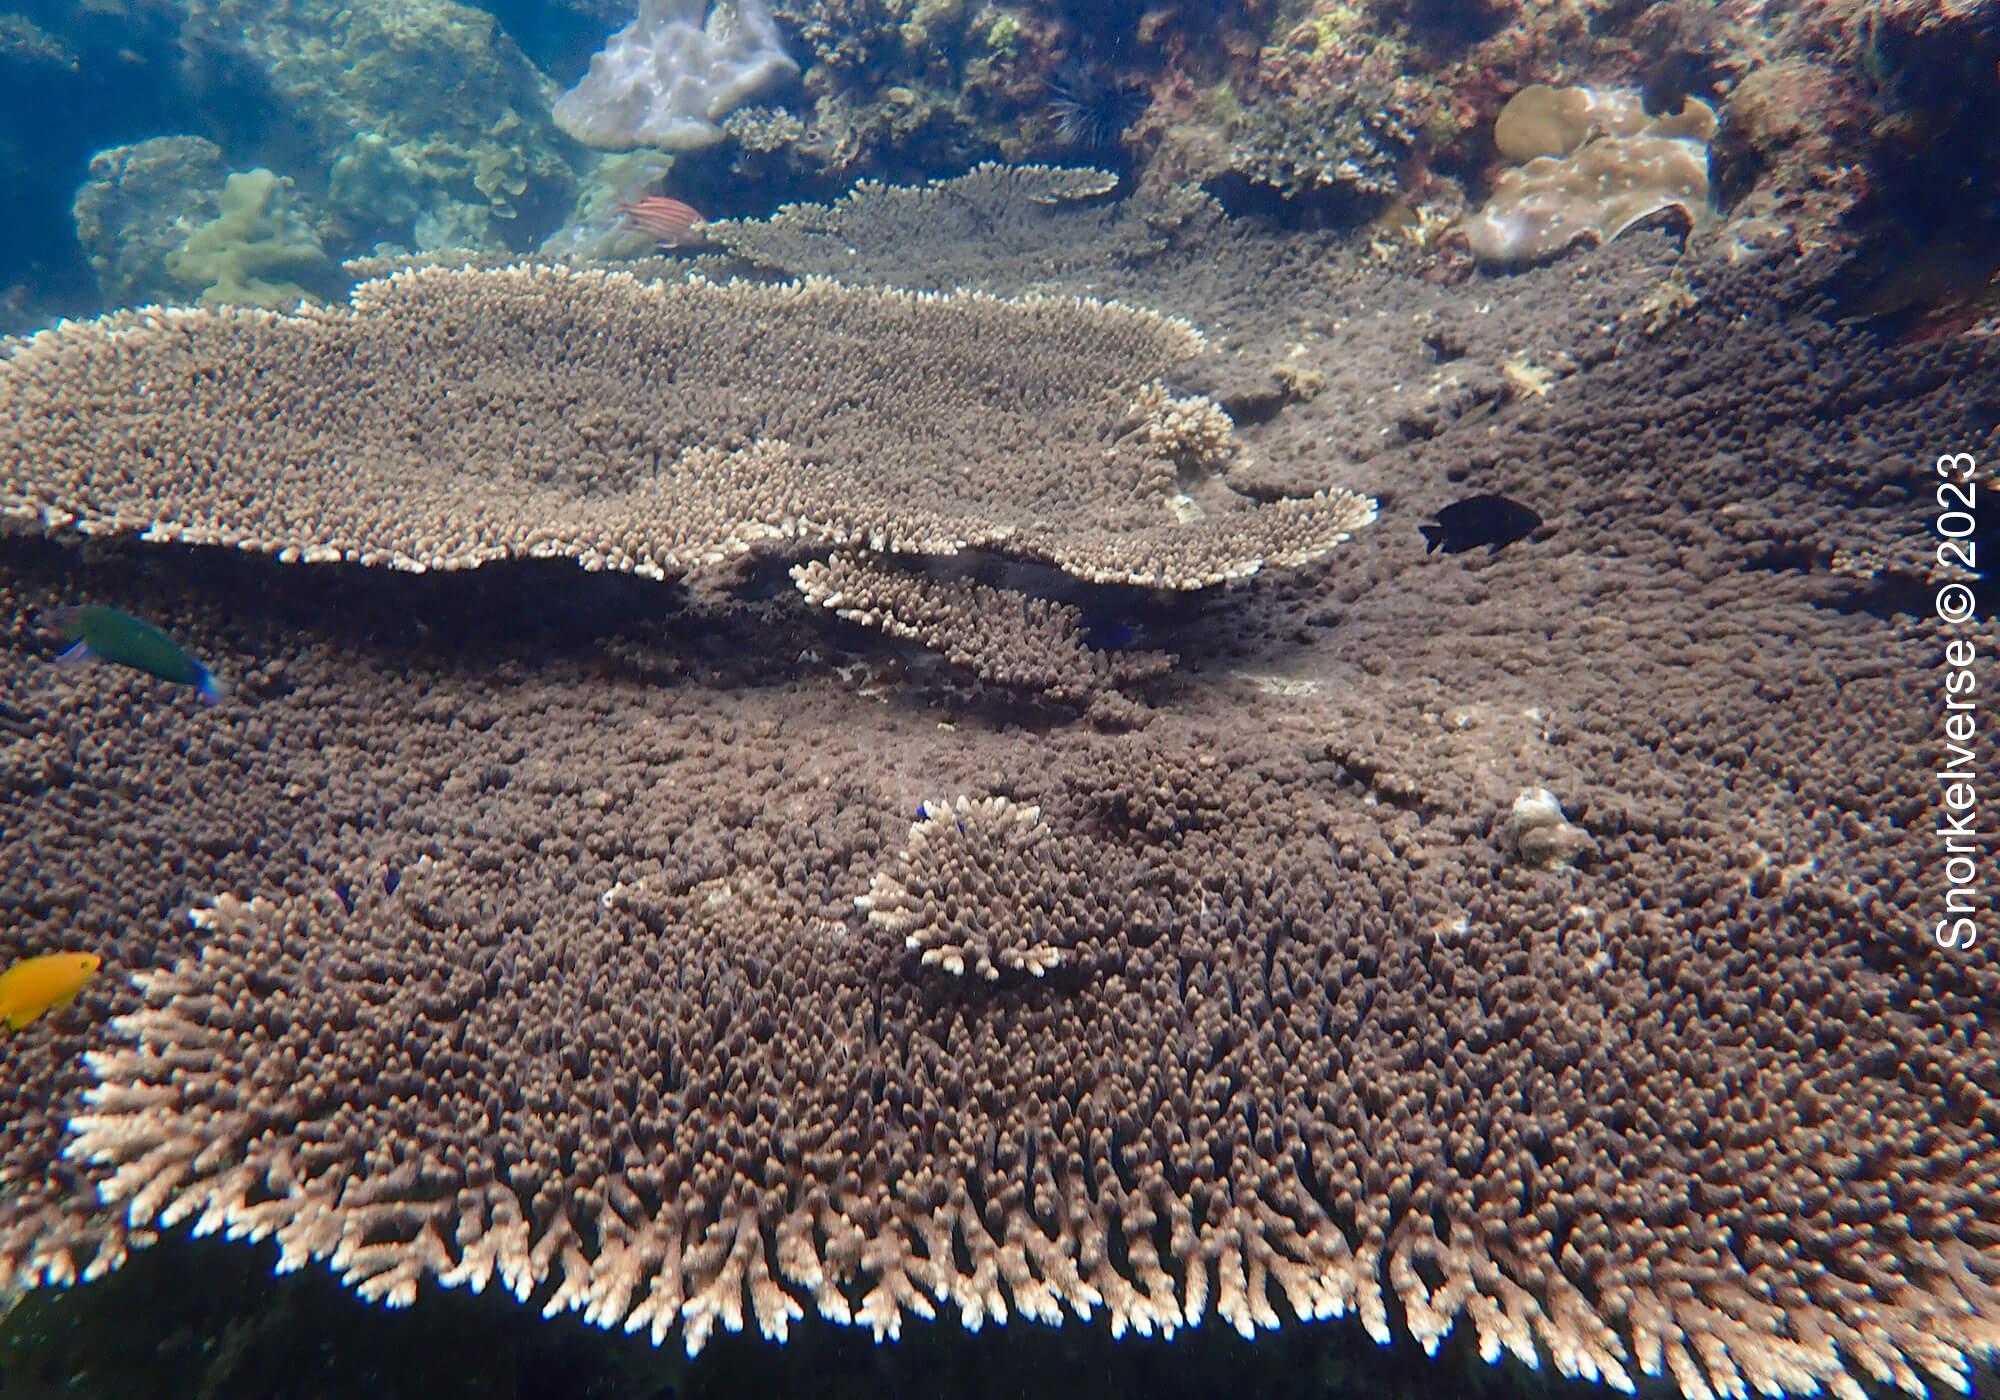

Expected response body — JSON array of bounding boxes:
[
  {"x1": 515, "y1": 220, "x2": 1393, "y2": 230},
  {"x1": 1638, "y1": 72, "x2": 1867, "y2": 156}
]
[
  {"x1": 69, "y1": 137, "x2": 234, "y2": 310},
  {"x1": 175, "y1": 0, "x2": 577, "y2": 252}
]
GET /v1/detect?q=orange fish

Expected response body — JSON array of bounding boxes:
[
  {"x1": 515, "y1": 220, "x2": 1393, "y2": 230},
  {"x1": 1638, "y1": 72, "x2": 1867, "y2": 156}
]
[
  {"x1": 0, "y1": 952, "x2": 102, "y2": 1030},
  {"x1": 615, "y1": 195, "x2": 705, "y2": 248}
]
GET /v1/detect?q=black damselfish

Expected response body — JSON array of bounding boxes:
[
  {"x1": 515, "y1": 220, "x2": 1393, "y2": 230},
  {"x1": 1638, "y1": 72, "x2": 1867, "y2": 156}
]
[{"x1": 1420, "y1": 495, "x2": 1543, "y2": 555}]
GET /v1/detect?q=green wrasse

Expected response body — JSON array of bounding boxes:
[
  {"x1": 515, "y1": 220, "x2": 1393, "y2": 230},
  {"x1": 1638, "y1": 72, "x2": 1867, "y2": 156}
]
[{"x1": 47, "y1": 605, "x2": 228, "y2": 703}]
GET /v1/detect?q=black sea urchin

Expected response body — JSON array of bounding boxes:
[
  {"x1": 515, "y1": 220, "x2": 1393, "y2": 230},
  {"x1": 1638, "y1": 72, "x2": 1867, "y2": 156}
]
[{"x1": 1046, "y1": 60, "x2": 1150, "y2": 150}]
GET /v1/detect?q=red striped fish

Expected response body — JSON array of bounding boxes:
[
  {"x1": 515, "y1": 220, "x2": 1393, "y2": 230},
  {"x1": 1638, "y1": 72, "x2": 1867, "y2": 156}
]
[{"x1": 615, "y1": 195, "x2": 705, "y2": 248}]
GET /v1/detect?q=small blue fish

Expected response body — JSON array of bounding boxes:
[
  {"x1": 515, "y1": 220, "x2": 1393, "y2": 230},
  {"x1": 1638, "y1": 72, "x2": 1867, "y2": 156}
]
[{"x1": 47, "y1": 605, "x2": 228, "y2": 703}]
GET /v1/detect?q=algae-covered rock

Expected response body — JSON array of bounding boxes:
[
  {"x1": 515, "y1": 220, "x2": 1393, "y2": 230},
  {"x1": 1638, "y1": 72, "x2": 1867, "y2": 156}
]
[
  {"x1": 166, "y1": 168, "x2": 343, "y2": 308},
  {"x1": 178, "y1": 0, "x2": 578, "y2": 251},
  {"x1": 0, "y1": 14, "x2": 79, "y2": 71},
  {"x1": 71, "y1": 135, "x2": 231, "y2": 308}
]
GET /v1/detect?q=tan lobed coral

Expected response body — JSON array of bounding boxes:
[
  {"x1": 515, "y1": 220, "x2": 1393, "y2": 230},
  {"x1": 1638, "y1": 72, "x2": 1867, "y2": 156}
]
[
  {"x1": 1492, "y1": 85, "x2": 1715, "y2": 163},
  {"x1": 1466, "y1": 88, "x2": 1717, "y2": 266},
  {"x1": 0, "y1": 263, "x2": 1372, "y2": 592},
  {"x1": 165, "y1": 168, "x2": 341, "y2": 309}
]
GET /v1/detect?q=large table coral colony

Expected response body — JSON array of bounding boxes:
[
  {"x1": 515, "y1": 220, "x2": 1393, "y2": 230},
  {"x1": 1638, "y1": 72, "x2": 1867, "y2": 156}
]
[{"x1": 0, "y1": 242, "x2": 1996, "y2": 1400}]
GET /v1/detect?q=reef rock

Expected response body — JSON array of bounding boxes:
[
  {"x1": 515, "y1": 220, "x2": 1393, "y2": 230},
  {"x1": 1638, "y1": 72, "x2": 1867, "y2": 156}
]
[
  {"x1": 178, "y1": 0, "x2": 577, "y2": 252},
  {"x1": 71, "y1": 136, "x2": 230, "y2": 308}
]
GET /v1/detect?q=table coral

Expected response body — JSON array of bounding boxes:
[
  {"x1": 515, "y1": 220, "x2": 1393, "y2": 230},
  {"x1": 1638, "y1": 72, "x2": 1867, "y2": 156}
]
[
  {"x1": 0, "y1": 263, "x2": 1372, "y2": 592},
  {"x1": 0, "y1": 226, "x2": 1992, "y2": 1400}
]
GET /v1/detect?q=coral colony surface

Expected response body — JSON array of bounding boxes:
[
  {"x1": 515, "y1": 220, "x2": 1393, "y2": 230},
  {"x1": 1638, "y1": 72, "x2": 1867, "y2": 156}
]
[{"x1": 0, "y1": 1, "x2": 1997, "y2": 1399}]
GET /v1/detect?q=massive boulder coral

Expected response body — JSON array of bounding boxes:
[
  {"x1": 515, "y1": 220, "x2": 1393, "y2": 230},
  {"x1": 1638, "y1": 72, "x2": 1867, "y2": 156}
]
[
  {"x1": 553, "y1": 0, "x2": 799, "y2": 151},
  {"x1": 0, "y1": 263, "x2": 1372, "y2": 592}
]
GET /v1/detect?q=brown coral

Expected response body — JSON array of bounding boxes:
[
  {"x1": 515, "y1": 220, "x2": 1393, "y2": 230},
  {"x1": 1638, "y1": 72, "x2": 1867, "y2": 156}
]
[
  {"x1": 1491, "y1": 84, "x2": 1713, "y2": 162},
  {"x1": 1465, "y1": 89, "x2": 1716, "y2": 265}
]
